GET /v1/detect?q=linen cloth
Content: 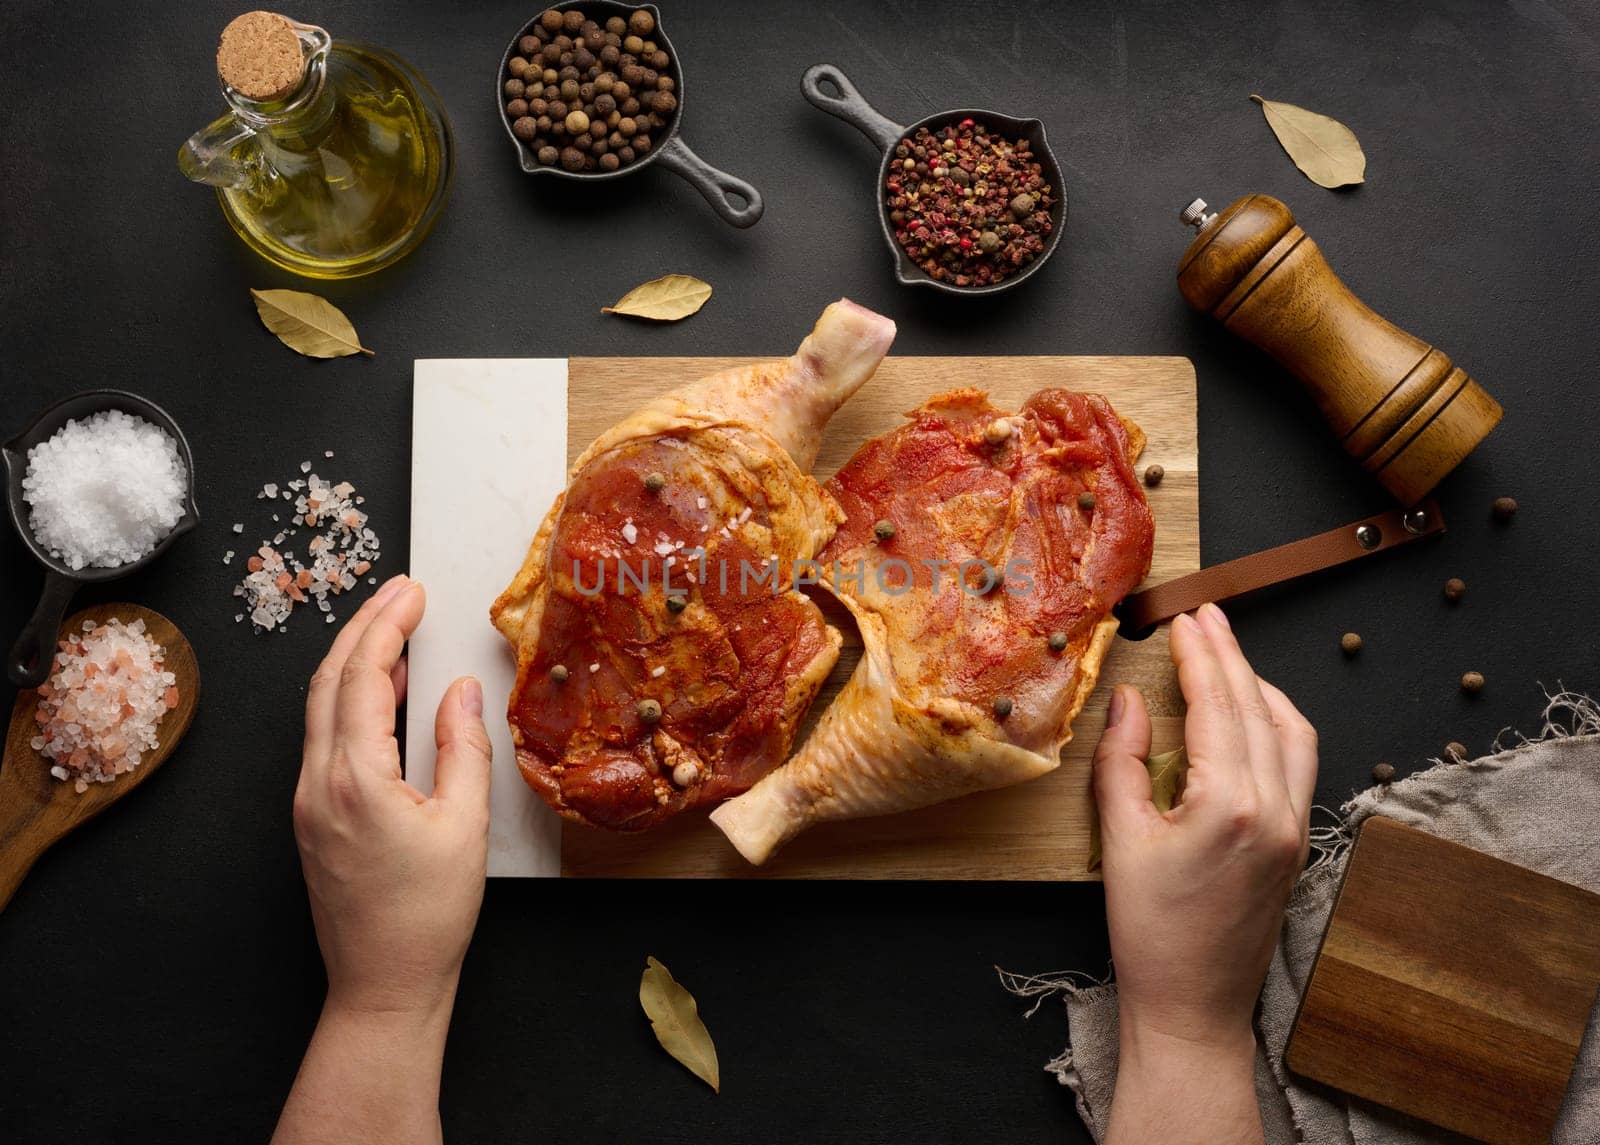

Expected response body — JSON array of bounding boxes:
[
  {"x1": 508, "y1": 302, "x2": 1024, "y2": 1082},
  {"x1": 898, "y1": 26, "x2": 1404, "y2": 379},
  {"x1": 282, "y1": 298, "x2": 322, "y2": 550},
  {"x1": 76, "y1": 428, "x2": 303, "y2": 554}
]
[{"x1": 1004, "y1": 692, "x2": 1600, "y2": 1143}]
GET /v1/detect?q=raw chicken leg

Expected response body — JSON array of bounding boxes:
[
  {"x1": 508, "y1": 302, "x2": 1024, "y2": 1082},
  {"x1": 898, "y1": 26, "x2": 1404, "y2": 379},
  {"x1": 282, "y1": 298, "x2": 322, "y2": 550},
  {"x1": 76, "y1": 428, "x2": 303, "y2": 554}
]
[
  {"x1": 491, "y1": 300, "x2": 896, "y2": 830},
  {"x1": 711, "y1": 388, "x2": 1155, "y2": 864}
]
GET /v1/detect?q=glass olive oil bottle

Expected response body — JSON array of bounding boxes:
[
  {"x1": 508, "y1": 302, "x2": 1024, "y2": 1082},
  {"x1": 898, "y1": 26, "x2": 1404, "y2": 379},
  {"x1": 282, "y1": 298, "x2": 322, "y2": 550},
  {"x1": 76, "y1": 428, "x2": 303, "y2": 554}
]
[{"x1": 179, "y1": 12, "x2": 452, "y2": 279}]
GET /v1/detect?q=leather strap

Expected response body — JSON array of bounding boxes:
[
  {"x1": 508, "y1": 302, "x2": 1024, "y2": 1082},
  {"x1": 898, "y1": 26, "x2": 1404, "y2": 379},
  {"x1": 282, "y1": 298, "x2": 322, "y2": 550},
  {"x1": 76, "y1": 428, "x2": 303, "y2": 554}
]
[{"x1": 1117, "y1": 499, "x2": 1446, "y2": 635}]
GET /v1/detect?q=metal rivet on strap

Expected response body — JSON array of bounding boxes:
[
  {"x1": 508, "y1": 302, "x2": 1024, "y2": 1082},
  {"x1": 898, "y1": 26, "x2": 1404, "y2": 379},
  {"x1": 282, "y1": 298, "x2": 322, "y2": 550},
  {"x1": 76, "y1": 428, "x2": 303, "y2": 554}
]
[
  {"x1": 1402, "y1": 508, "x2": 1429, "y2": 535},
  {"x1": 1355, "y1": 524, "x2": 1382, "y2": 549}
]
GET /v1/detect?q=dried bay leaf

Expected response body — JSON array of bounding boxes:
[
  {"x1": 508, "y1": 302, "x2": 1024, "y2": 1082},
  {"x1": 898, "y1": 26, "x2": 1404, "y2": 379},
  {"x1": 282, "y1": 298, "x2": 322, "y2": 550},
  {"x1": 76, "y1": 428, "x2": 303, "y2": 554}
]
[
  {"x1": 1250, "y1": 95, "x2": 1366, "y2": 189},
  {"x1": 1087, "y1": 746, "x2": 1189, "y2": 873},
  {"x1": 250, "y1": 288, "x2": 374, "y2": 358},
  {"x1": 602, "y1": 274, "x2": 712, "y2": 322},
  {"x1": 639, "y1": 956, "x2": 720, "y2": 1092},
  {"x1": 1145, "y1": 746, "x2": 1188, "y2": 810}
]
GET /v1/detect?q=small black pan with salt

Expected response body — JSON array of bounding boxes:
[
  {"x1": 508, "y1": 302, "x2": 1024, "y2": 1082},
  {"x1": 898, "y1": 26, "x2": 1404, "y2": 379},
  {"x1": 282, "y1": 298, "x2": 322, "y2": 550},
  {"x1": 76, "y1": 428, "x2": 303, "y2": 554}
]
[{"x1": 3, "y1": 391, "x2": 200, "y2": 687}]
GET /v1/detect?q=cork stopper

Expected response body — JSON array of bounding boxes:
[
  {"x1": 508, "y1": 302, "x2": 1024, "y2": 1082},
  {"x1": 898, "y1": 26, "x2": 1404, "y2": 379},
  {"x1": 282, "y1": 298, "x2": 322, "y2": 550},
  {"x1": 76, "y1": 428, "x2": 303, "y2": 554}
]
[{"x1": 217, "y1": 11, "x2": 305, "y2": 101}]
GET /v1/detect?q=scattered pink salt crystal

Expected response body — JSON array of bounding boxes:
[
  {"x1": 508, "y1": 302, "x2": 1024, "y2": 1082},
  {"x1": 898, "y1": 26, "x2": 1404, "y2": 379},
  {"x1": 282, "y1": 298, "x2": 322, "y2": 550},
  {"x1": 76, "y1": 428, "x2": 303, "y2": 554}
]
[{"x1": 228, "y1": 462, "x2": 381, "y2": 632}]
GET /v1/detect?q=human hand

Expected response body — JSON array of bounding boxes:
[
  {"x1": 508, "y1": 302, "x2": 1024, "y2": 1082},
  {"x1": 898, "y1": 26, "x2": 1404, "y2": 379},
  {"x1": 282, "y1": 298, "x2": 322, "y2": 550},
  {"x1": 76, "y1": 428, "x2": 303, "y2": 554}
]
[
  {"x1": 293, "y1": 573, "x2": 492, "y2": 1019},
  {"x1": 1092, "y1": 602, "x2": 1317, "y2": 1143}
]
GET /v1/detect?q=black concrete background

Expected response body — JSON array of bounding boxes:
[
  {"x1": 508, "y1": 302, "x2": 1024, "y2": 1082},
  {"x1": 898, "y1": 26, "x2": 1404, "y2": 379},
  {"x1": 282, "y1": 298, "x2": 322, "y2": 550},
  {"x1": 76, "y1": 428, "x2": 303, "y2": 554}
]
[{"x1": 2, "y1": 2, "x2": 1598, "y2": 1141}]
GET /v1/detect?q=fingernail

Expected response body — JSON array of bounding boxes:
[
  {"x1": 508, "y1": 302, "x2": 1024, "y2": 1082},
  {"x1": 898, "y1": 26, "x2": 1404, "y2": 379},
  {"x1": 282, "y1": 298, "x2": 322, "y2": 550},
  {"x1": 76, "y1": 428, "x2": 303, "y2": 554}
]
[
  {"x1": 462, "y1": 676, "x2": 483, "y2": 717},
  {"x1": 1107, "y1": 686, "x2": 1126, "y2": 728},
  {"x1": 1202, "y1": 602, "x2": 1231, "y2": 630},
  {"x1": 374, "y1": 573, "x2": 410, "y2": 605},
  {"x1": 1174, "y1": 612, "x2": 1198, "y2": 635}
]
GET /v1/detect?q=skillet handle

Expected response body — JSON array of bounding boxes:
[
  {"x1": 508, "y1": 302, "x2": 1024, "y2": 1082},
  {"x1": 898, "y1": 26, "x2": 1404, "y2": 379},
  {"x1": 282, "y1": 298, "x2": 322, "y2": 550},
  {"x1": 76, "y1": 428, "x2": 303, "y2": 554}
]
[
  {"x1": 7, "y1": 571, "x2": 78, "y2": 688},
  {"x1": 652, "y1": 137, "x2": 765, "y2": 228},
  {"x1": 801, "y1": 64, "x2": 906, "y2": 153}
]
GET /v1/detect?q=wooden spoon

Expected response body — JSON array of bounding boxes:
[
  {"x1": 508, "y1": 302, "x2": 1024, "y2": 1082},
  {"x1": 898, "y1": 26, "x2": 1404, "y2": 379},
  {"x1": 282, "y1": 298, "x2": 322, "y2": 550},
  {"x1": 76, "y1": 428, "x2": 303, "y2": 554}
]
[{"x1": 0, "y1": 603, "x2": 199, "y2": 911}]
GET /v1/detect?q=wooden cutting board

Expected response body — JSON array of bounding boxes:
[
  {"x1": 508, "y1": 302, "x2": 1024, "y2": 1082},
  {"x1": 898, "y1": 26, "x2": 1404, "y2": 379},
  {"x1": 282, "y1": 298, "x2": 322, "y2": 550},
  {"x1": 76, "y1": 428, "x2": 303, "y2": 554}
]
[
  {"x1": 556, "y1": 356, "x2": 1197, "y2": 880},
  {"x1": 1286, "y1": 816, "x2": 1600, "y2": 1144}
]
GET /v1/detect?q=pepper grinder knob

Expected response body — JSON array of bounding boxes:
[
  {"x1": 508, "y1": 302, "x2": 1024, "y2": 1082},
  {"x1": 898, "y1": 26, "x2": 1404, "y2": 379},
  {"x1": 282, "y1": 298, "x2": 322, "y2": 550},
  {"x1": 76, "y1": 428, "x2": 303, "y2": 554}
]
[
  {"x1": 1180, "y1": 198, "x2": 1217, "y2": 231},
  {"x1": 1175, "y1": 193, "x2": 1502, "y2": 505}
]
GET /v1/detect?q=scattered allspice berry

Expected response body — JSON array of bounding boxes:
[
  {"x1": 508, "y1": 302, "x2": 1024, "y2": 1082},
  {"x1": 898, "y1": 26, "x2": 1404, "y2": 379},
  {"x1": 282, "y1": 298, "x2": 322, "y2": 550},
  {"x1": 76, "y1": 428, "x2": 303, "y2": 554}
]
[
  {"x1": 643, "y1": 470, "x2": 666, "y2": 492},
  {"x1": 1460, "y1": 670, "x2": 1485, "y2": 694},
  {"x1": 1491, "y1": 496, "x2": 1518, "y2": 523},
  {"x1": 1077, "y1": 491, "x2": 1097, "y2": 511},
  {"x1": 1048, "y1": 631, "x2": 1068, "y2": 652},
  {"x1": 1445, "y1": 740, "x2": 1468, "y2": 760},
  {"x1": 636, "y1": 698, "x2": 662, "y2": 723},
  {"x1": 873, "y1": 519, "x2": 896, "y2": 542},
  {"x1": 1340, "y1": 631, "x2": 1363, "y2": 656},
  {"x1": 1371, "y1": 762, "x2": 1396, "y2": 784},
  {"x1": 1143, "y1": 464, "x2": 1164, "y2": 487},
  {"x1": 665, "y1": 595, "x2": 688, "y2": 614},
  {"x1": 1443, "y1": 577, "x2": 1466, "y2": 603},
  {"x1": 992, "y1": 695, "x2": 1014, "y2": 719},
  {"x1": 549, "y1": 663, "x2": 569, "y2": 683}
]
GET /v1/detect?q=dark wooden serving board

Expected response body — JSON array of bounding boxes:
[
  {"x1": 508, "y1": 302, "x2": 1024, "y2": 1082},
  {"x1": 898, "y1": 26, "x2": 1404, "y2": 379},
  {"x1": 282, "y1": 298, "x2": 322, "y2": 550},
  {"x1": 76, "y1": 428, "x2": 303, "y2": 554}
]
[{"x1": 1286, "y1": 816, "x2": 1600, "y2": 1144}]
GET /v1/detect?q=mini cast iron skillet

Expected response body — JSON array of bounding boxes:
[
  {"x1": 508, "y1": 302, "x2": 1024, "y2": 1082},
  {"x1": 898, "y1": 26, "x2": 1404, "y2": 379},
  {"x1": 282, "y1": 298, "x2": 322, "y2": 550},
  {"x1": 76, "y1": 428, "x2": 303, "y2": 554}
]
[
  {"x1": 498, "y1": 2, "x2": 764, "y2": 227},
  {"x1": 3, "y1": 391, "x2": 200, "y2": 687},
  {"x1": 801, "y1": 64, "x2": 1065, "y2": 296}
]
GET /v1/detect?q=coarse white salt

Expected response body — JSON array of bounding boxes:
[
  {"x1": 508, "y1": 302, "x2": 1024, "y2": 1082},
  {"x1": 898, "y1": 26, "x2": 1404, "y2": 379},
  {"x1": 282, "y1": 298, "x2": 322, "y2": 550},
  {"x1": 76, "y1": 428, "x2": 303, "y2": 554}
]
[
  {"x1": 589, "y1": 663, "x2": 600, "y2": 673},
  {"x1": 262, "y1": 483, "x2": 278, "y2": 498},
  {"x1": 300, "y1": 460, "x2": 312, "y2": 473},
  {"x1": 651, "y1": 665, "x2": 665, "y2": 678},
  {"x1": 231, "y1": 522, "x2": 243, "y2": 533},
  {"x1": 696, "y1": 496, "x2": 707, "y2": 510},
  {"x1": 324, "y1": 450, "x2": 334, "y2": 458},
  {"x1": 621, "y1": 519, "x2": 638, "y2": 544},
  {"x1": 33, "y1": 617, "x2": 177, "y2": 788},
  {"x1": 22, "y1": 410, "x2": 187, "y2": 570}
]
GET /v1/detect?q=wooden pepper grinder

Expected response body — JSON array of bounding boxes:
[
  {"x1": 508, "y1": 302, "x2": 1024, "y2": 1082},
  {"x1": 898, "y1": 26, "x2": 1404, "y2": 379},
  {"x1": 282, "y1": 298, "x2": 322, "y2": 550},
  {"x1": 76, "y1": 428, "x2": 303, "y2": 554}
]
[{"x1": 1177, "y1": 194, "x2": 1502, "y2": 505}]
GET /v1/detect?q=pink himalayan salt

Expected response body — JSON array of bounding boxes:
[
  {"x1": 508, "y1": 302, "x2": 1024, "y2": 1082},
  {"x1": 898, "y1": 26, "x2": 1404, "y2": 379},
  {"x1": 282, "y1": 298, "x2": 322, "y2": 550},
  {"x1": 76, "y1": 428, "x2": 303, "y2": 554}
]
[{"x1": 31, "y1": 618, "x2": 177, "y2": 790}]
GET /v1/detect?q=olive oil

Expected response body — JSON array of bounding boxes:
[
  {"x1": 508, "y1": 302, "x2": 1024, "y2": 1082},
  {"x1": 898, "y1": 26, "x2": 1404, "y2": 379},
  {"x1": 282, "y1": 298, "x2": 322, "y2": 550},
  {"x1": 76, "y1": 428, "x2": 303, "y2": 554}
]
[{"x1": 181, "y1": 17, "x2": 452, "y2": 279}]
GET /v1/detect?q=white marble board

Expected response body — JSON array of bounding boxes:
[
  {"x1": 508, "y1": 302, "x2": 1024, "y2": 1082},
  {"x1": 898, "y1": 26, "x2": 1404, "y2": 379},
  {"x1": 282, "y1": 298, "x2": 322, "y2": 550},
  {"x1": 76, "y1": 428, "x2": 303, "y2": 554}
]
[{"x1": 406, "y1": 359, "x2": 566, "y2": 877}]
